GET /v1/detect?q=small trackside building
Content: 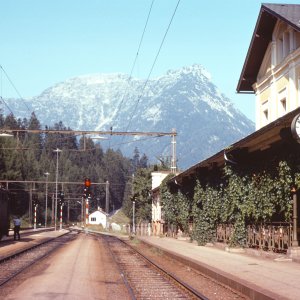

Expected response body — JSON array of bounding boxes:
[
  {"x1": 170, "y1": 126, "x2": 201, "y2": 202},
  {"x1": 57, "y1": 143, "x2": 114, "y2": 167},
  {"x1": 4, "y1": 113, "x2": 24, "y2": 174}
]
[
  {"x1": 151, "y1": 171, "x2": 172, "y2": 236},
  {"x1": 88, "y1": 210, "x2": 108, "y2": 228}
]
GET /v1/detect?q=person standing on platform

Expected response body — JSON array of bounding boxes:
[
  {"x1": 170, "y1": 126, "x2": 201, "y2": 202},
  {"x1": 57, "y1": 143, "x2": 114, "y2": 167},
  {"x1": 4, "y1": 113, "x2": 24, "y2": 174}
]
[{"x1": 13, "y1": 216, "x2": 21, "y2": 240}]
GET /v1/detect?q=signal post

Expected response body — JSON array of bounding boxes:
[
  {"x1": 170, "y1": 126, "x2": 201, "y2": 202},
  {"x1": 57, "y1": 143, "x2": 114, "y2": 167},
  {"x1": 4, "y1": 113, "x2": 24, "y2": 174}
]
[
  {"x1": 84, "y1": 178, "x2": 91, "y2": 226},
  {"x1": 58, "y1": 191, "x2": 64, "y2": 230},
  {"x1": 33, "y1": 198, "x2": 38, "y2": 230}
]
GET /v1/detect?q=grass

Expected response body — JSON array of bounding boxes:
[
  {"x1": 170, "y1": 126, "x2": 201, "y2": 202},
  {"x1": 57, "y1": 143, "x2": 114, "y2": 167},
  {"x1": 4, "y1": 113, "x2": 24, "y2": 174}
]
[
  {"x1": 87, "y1": 224, "x2": 104, "y2": 232},
  {"x1": 109, "y1": 209, "x2": 130, "y2": 225}
]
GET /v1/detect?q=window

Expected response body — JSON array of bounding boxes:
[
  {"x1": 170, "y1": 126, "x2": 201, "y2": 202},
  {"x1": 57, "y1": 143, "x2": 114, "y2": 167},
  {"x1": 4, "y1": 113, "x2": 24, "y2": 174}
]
[
  {"x1": 91, "y1": 217, "x2": 96, "y2": 222},
  {"x1": 261, "y1": 100, "x2": 269, "y2": 126},
  {"x1": 263, "y1": 109, "x2": 268, "y2": 121},
  {"x1": 278, "y1": 88, "x2": 287, "y2": 117},
  {"x1": 280, "y1": 98, "x2": 286, "y2": 111}
]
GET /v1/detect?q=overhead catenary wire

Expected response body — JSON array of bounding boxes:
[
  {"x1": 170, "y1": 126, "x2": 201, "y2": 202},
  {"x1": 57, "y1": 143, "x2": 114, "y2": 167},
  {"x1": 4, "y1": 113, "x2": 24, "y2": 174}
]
[
  {"x1": 85, "y1": 134, "x2": 164, "y2": 152},
  {"x1": 112, "y1": 0, "x2": 155, "y2": 126},
  {"x1": 122, "y1": 0, "x2": 181, "y2": 134},
  {"x1": 0, "y1": 130, "x2": 167, "y2": 152},
  {"x1": 109, "y1": 0, "x2": 181, "y2": 153},
  {"x1": 0, "y1": 96, "x2": 14, "y2": 115},
  {"x1": 0, "y1": 65, "x2": 31, "y2": 114}
]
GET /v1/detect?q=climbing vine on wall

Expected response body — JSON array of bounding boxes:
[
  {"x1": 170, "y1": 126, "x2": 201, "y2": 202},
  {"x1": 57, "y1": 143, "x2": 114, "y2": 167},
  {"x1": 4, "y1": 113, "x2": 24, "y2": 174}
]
[
  {"x1": 160, "y1": 161, "x2": 294, "y2": 247},
  {"x1": 160, "y1": 174, "x2": 176, "y2": 225},
  {"x1": 191, "y1": 183, "x2": 222, "y2": 245},
  {"x1": 160, "y1": 175, "x2": 190, "y2": 233}
]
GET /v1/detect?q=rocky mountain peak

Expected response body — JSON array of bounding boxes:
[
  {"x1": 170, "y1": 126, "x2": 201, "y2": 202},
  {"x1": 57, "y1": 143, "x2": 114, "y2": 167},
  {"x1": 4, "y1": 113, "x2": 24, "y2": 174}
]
[
  {"x1": 164, "y1": 64, "x2": 211, "y2": 81},
  {"x1": 4, "y1": 64, "x2": 254, "y2": 169}
]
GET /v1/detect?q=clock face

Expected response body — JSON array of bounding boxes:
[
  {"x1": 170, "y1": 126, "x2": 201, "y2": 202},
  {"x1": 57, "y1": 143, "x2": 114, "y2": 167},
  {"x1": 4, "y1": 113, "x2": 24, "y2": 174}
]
[
  {"x1": 296, "y1": 118, "x2": 300, "y2": 136},
  {"x1": 291, "y1": 113, "x2": 300, "y2": 142}
]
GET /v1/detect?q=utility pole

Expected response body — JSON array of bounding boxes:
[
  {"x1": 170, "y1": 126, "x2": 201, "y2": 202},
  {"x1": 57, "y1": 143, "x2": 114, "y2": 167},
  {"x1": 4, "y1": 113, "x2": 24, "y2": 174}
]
[{"x1": 105, "y1": 181, "x2": 110, "y2": 214}]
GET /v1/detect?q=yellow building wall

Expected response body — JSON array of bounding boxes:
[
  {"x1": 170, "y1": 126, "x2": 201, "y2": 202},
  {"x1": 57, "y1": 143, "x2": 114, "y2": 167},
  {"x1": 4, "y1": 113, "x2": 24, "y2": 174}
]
[{"x1": 254, "y1": 21, "x2": 300, "y2": 130}]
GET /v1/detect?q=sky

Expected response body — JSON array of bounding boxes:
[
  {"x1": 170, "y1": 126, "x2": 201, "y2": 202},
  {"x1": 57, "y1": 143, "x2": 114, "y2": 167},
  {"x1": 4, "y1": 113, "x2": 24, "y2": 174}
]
[{"x1": 1, "y1": 0, "x2": 300, "y2": 123}]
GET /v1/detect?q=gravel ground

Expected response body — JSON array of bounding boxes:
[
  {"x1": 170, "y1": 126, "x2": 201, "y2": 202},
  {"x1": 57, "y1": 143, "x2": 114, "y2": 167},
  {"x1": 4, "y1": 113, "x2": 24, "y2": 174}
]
[
  {"x1": 0, "y1": 234, "x2": 131, "y2": 300},
  {"x1": 0, "y1": 233, "x2": 250, "y2": 299},
  {"x1": 127, "y1": 238, "x2": 250, "y2": 300}
]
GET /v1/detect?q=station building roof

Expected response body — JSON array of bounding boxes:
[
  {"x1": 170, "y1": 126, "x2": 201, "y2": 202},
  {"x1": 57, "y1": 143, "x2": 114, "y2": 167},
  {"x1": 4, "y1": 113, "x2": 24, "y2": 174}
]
[
  {"x1": 169, "y1": 107, "x2": 300, "y2": 186},
  {"x1": 237, "y1": 4, "x2": 300, "y2": 93}
]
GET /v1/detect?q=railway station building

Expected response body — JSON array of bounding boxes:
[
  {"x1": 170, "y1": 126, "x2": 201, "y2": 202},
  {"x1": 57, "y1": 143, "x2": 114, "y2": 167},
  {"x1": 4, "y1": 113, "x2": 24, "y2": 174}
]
[{"x1": 152, "y1": 4, "x2": 300, "y2": 258}]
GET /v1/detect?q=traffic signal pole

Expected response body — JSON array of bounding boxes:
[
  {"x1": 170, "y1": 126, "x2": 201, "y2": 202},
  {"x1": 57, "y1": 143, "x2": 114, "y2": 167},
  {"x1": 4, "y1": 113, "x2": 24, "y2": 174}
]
[{"x1": 84, "y1": 178, "x2": 91, "y2": 225}]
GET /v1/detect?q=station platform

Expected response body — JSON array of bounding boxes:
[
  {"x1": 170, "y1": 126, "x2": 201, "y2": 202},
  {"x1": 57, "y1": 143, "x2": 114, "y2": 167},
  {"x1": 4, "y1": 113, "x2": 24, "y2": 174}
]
[
  {"x1": 0, "y1": 229, "x2": 69, "y2": 260},
  {"x1": 137, "y1": 236, "x2": 300, "y2": 300}
]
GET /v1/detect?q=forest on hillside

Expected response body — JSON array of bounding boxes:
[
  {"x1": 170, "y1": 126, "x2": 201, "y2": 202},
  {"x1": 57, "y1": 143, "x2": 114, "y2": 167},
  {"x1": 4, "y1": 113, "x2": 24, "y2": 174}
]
[{"x1": 0, "y1": 112, "x2": 150, "y2": 225}]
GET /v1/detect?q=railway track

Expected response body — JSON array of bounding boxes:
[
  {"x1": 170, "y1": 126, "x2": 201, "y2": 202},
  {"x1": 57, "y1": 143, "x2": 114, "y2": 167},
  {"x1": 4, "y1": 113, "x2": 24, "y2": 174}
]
[
  {"x1": 102, "y1": 234, "x2": 209, "y2": 300},
  {"x1": 0, "y1": 231, "x2": 78, "y2": 287}
]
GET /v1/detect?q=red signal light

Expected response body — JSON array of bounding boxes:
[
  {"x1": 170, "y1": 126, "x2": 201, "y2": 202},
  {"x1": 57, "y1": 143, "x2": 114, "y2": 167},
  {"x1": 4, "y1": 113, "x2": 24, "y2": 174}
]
[{"x1": 84, "y1": 178, "x2": 91, "y2": 187}]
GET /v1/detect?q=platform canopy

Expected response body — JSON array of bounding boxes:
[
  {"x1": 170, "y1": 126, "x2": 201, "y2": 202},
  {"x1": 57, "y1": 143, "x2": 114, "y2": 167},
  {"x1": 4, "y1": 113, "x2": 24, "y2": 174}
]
[{"x1": 170, "y1": 107, "x2": 300, "y2": 186}]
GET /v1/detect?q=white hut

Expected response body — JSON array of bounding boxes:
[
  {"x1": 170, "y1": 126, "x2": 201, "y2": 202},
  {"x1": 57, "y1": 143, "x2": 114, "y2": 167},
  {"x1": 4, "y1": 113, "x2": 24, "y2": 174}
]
[{"x1": 88, "y1": 210, "x2": 108, "y2": 228}]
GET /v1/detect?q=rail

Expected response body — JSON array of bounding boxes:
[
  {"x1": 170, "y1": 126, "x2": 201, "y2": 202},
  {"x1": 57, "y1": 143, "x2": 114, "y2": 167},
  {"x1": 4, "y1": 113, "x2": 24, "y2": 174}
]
[{"x1": 91, "y1": 232, "x2": 209, "y2": 300}]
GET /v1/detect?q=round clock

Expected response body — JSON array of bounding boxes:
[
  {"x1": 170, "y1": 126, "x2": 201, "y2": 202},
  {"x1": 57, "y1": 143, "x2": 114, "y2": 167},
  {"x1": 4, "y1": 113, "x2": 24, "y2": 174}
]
[{"x1": 291, "y1": 113, "x2": 300, "y2": 142}]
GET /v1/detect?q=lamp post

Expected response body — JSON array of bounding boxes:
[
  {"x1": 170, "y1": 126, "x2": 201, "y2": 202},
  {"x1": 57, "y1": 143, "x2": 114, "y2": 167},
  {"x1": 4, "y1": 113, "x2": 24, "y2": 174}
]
[
  {"x1": 53, "y1": 148, "x2": 62, "y2": 231},
  {"x1": 44, "y1": 172, "x2": 50, "y2": 228}
]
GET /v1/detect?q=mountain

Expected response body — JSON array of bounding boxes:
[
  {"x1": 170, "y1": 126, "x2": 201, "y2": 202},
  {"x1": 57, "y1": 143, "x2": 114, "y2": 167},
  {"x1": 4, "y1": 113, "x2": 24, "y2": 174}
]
[{"x1": 4, "y1": 64, "x2": 255, "y2": 169}]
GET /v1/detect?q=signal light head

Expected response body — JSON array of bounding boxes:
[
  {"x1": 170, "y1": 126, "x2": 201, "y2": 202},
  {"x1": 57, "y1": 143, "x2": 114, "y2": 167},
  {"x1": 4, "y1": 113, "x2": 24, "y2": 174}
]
[{"x1": 84, "y1": 178, "x2": 91, "y2": 187}]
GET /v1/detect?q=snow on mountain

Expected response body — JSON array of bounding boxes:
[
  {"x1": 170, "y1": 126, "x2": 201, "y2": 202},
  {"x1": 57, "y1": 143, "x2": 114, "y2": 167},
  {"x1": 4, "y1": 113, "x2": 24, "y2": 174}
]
[{"x1": 4, "y1": 64, "x2": 254, "y2": 169}]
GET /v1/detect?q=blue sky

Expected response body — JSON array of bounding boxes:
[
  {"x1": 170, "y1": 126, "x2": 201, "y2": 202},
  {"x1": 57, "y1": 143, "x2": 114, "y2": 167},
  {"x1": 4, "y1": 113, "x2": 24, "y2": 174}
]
[{"x1": 1, "y1": 0, "x2": 300, "y2": 122}]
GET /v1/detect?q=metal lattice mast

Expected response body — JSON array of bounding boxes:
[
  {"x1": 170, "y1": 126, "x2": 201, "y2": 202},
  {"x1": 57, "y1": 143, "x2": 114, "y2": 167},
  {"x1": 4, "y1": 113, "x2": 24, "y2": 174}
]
[{"x1": 171, "y1": 128, "x2": 176, "y2": 174}]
